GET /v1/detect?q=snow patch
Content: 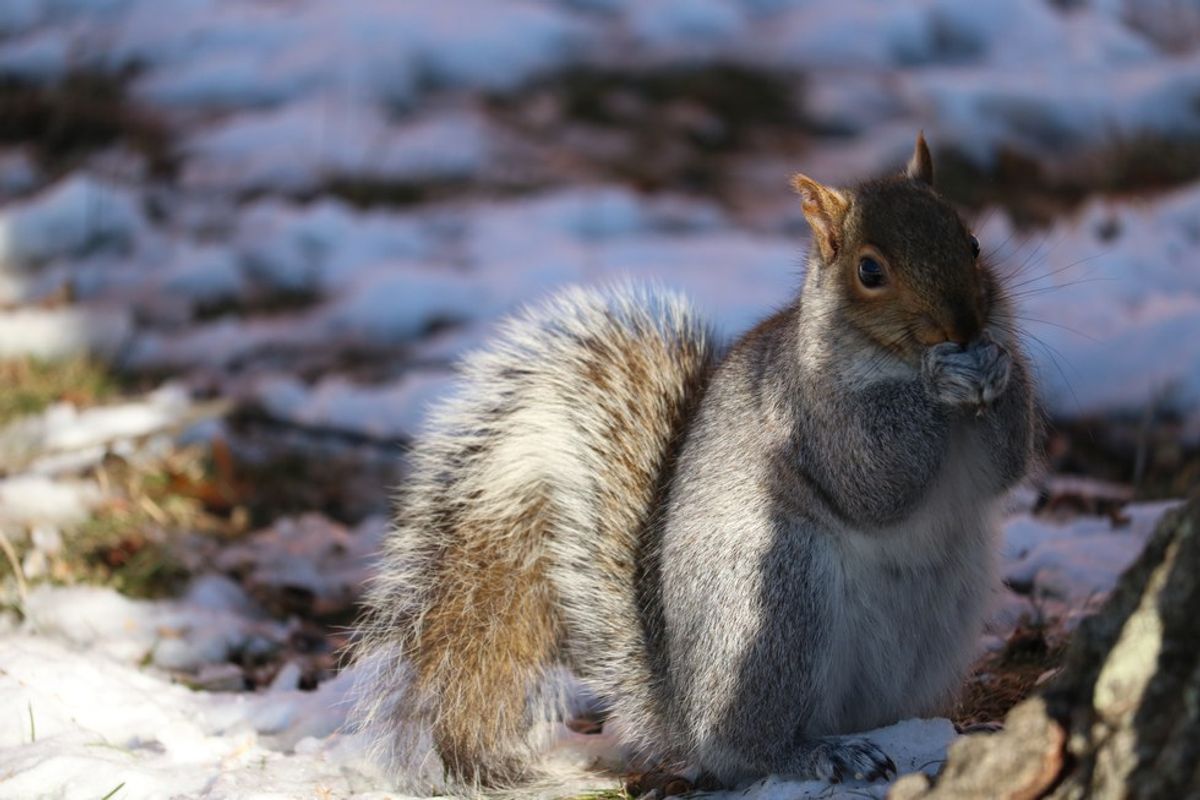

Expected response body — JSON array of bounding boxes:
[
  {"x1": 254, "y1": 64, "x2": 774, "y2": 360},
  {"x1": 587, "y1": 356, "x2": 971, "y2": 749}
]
[
  {"x1": 184, "y1": 104, "x2": 492, "y2": 194},
  {"x1": 0, "y1": 176, "x2": 143, "y2": 270},
  {"x1": 0, "y1": 307, "x2": 131, "y2": 360}
]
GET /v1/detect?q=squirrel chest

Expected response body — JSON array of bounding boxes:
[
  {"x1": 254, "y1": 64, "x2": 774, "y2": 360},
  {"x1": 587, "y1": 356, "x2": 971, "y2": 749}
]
[{"x1": 812, "y1": 425, "x2": 1001, "y2": 735}]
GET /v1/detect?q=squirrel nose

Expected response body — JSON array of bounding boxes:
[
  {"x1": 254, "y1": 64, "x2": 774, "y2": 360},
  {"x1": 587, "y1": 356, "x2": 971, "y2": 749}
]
[
  {"x1": 916, "y1": 318, "x2": 970, "y2": 347},
  {"x1": 917, "y1": 309, "x2": 981, "y2": 347}
]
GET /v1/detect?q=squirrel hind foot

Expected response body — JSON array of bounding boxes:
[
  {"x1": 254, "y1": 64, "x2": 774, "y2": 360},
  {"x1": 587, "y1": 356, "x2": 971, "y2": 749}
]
[{"x1": 797, "y1": 737, "x2": 898, "y2": 784}]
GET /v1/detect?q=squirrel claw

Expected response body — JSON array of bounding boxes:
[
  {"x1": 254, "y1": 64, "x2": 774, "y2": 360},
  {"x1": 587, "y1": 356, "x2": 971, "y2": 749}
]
[{"x1": 811, "y1": 738, "x2": 897, "y2": 784}]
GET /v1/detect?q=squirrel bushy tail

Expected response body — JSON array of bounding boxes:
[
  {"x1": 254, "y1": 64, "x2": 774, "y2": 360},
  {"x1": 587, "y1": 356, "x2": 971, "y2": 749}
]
[{"x1": 351, "y1": 284, "x2": 715, "y2": 790}]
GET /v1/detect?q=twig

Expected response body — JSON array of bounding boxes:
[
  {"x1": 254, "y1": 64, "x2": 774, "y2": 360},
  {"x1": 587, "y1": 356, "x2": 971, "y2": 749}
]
[
  {"x1": 230, "y1": 405, "x2": 410, "y2": 453},
  {"x1": 0, "y1": 529, "x2": 27, "y2": 604}
]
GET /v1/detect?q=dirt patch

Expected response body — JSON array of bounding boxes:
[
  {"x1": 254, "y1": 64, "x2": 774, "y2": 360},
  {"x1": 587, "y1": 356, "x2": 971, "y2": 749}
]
[
  {"x1": 0, "y1": 69, "x2": 174, "y2": 180},
  {"x1": 937, "y1": 131, "x2": 1200, "y2": 227},
  {"x1": 489, "y1": 63, "x2": 805, "y2": 194},
  {"x1": 0, "y1": 356, "x2": 121, "y2": 427}
]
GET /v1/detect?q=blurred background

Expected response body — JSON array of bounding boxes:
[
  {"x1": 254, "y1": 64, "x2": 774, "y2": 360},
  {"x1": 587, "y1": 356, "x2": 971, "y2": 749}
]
[{"x1": 0, "y1": 1, "x2": 1198, "y2": 796}]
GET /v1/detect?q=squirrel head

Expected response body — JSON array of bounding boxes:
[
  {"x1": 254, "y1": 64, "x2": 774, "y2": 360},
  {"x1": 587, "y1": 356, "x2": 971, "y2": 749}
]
[{"x1": 792, "y1": 133, "x2": 999, "y2": 362}]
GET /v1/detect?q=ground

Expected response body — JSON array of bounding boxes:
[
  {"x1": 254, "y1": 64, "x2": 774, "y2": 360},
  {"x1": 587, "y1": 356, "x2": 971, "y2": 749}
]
[{"x1": 0, "y1": 1, "x2": 1197, "y2": 798}]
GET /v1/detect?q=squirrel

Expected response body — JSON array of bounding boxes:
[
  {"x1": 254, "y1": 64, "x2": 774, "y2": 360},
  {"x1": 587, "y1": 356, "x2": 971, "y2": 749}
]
[{"x1": 350, "y1": 134, "x2": 1037, "y2": 792}]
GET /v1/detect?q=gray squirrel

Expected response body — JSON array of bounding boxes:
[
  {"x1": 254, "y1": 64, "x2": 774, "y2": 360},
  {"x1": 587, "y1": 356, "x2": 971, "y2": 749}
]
[{"x1": 350, "y1": 134, "x2": 1037, "y2": 791}]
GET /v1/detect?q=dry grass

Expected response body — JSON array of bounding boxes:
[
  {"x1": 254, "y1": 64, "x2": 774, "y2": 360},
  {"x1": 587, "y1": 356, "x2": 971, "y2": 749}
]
[
  {"x1": 8, "y1": 442, "x2": 247, "y2": 599},
  {"x1": 954, "y1": 615, "x2": 1068, "y2": 729},
  {"x1": 0, "y1": 357, "x2": 205, "y2": 599},
  {"x1": 0, "y1": 356, "x2": 120, "y2": 427},
  {"x1": 68, "y1": 445, "x2": 247, "y2": 597}
]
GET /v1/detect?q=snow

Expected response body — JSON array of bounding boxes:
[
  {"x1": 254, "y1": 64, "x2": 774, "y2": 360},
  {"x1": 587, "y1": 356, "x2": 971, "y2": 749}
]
[
  {"x1": 323, "y1": 268, "x2": 487, "y2": 346},
  {"x1": 253, "y1": 372, "x2": 456, "y2": 442},
  {"x1": 53, "y1": 0, "x2": 586, "y2": 110},
  {"x1": 0, "y1": 635, "x2": 391, "y2": 800},
  {"x1": 628, "y1": 0, "x2": 748, "y2": 54},
  {"x1": 0, "y1": 307, "x2": 131, "y2": 360},
  {"x1": 0, "y1": 0, "x2": 1190, "y2": 169},
  {"x1": 1002, "y1": 501, "x2": 1179, "y2": 611},
  {"x1": 0, "y1": 0, "x2": 39, "y2": 36},
  {"x1": 0, "y1": 475, "x2": 99, "y2": 528},
  {"x1": 985, "y1": 188, "x2": 1200, "y2": 418},
  {"x1": 184, "y1": 104, "x2": 493, "y2": 194},
  {"x1": 707, "y1": 720, "x2": 957, "y2": 800},
  {"x1": 0, "y1": 385, "x2": 193, "y2": 473},
  {"x1": 157, "y1": 243, "x2": 245, "y2": 307},
  {"x1": 0, "y1": 609, "x2": 940, "y2": 800},
  {"x1": 234, "y1": 199, "x2": 434, "y2": 294},
  {"x1": 916, "y1": 54, "x2": 1200, "y2": 164},
  {"x1": 0, "y1": 176, "x2": 143, "y2": 270},
  {"x1": 0, "y1": 152, "x2": 39, "y2": 197}
]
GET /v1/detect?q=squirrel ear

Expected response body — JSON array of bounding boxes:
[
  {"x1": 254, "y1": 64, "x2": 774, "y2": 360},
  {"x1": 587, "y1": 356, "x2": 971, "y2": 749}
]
[
  {"x1": 906, "y1": 131, "x2": 933, "y2": 185},
  {"x1": 791, "y1": 174, "x2": 850, "y2": 263}
]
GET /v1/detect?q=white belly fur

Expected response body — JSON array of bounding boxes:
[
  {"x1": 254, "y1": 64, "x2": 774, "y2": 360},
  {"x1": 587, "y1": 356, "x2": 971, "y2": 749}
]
[{"x1": 812, "y1": 429, "x2": 1001, "y2": 735}]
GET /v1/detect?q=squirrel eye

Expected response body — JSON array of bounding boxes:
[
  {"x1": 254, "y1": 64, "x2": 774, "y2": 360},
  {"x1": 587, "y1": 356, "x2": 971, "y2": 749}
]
[
  {"x1": 970, "y1": 235, "x2": 980, "y2": 258},
  {"x1": 857, "y1": 256, "x2": 887, "y2": 289}
]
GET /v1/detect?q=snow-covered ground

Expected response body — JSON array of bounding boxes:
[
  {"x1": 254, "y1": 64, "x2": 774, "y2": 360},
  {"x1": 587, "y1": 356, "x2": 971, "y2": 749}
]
[
  {"x1": 0, "y1": 0, "x2": 1197, "y2": 797},
  {"x1": 0, "y1": 489, "x2": 1176, "y2": 800}
]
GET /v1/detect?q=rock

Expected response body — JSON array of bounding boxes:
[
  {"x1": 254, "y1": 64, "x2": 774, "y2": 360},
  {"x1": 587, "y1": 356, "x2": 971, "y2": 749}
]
[
  {"x1": 192, "y1": 662, "x2": 246, "y2": 692},
  {"x1": 890, "y1": 494, "x2": 1200, "y2": 799}
]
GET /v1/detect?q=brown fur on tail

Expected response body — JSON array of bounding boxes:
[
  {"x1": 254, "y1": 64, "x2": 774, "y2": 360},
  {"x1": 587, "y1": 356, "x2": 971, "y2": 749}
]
[{"x1": 414, "y1": 497, "x2": 562, "y2": 785}]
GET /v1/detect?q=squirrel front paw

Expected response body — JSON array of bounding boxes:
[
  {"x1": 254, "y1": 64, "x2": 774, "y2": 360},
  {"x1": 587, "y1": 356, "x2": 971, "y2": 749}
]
[
  {"x1": 805, "y1": 737, "x2": 897, "y2": 783},
  {"x1": 922, "y1": 336, "x2": 1011, "y2": 409},
  {"x1": 973, "y1": 337, "x2": 1012, "y2": 405}
]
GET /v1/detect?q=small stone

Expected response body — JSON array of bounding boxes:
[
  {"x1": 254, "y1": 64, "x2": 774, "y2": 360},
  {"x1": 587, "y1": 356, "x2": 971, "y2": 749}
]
[
  {"x1": 192, "y1": 662, "x2": 246, "y2": 692},
  {"x1": 269, "y1": 660, "x2": 303, "y2": 692}
]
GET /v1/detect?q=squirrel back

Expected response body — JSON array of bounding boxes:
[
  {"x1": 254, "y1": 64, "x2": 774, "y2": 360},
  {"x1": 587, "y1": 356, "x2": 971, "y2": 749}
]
[{"x1": 351, "y1": 284, "x2": 715, "y2": 788}]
